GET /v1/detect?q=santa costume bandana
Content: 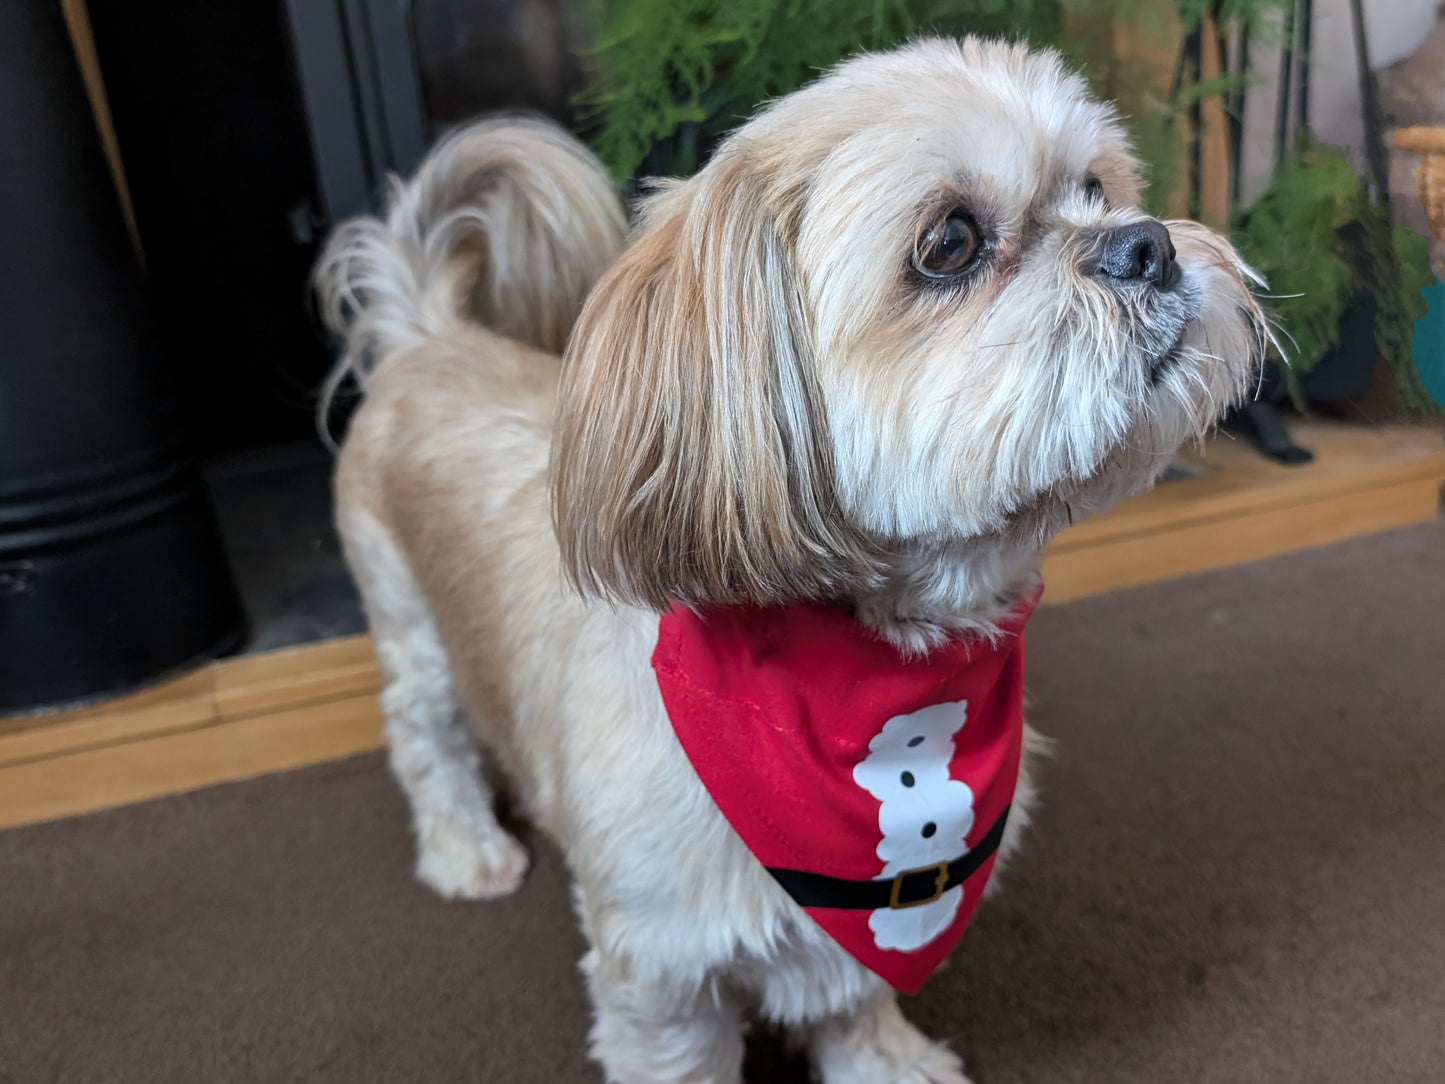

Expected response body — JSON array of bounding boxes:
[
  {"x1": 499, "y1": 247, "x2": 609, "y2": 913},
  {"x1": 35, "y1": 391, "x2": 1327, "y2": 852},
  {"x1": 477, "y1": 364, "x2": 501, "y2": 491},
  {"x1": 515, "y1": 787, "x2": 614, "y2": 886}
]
[{"x1": 651, "y1": 585, "x2": 1041, "y2": 995}]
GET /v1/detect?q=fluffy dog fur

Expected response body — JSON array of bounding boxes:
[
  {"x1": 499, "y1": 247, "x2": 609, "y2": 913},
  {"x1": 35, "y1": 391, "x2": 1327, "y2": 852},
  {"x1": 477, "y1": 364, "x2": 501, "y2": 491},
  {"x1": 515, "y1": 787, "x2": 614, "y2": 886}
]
[{"x1": 318, "y1": 40, "x2": 1266, "y2": 1084}]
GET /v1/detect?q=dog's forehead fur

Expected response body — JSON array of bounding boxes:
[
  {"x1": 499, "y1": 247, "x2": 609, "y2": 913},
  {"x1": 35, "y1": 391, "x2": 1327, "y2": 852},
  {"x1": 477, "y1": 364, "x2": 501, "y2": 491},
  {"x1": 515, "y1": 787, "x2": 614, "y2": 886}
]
[
  {"x1": 712, "y1": 38, "x2": 1145, "y2": 351},
  {"x1": 741, "y1": 39, "x2": 1133, "y2": 220}
]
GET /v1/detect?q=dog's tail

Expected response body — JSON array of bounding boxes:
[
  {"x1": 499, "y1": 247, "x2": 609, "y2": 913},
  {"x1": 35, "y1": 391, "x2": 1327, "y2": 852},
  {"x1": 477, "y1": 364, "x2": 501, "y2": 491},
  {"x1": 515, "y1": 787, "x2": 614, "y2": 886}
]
[{"x1": 313, "y1": 116, "x2": 628, "y2": 443}]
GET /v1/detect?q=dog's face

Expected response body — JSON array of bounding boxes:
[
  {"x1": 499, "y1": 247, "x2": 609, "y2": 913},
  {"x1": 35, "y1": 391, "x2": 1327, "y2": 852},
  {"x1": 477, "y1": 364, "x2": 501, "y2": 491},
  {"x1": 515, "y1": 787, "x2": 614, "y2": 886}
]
[{"x1": 553, "y1": 38, "x2": 1265, "y2": 611}]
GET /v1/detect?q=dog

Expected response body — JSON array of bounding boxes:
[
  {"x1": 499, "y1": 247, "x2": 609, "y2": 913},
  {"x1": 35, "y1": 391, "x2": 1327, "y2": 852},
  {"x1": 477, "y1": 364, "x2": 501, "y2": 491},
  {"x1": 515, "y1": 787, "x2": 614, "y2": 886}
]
[{"x1": 317, "y1": 37, "x2": 1266, "y2": 1084}]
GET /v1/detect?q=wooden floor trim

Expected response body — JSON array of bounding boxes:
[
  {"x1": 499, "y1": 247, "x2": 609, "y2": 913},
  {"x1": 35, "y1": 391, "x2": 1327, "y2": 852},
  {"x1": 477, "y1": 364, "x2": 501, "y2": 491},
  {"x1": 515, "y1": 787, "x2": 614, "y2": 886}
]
[
  {"x1": 0, "y1": 636, "x2": 383, "y2": 828},
  {"x1": 1041, "y1": 473, "x2": 1440, "y2": 603},
  {"x1": 0, "y1": 693, "x2": 382, "y2": 831},
  {"x1": 2, "y1": 420, "x2": 1441, "y2": 831},
  {"x1": 0, "y1": 636, "x2": 380, "y2": 770}
]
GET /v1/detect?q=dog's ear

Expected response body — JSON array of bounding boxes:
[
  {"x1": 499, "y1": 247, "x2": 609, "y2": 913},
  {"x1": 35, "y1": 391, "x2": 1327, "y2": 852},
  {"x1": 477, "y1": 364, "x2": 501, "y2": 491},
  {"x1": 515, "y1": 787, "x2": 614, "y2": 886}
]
[{"x1": 551, "y1": 157, "x2": 863, "y2": 610}]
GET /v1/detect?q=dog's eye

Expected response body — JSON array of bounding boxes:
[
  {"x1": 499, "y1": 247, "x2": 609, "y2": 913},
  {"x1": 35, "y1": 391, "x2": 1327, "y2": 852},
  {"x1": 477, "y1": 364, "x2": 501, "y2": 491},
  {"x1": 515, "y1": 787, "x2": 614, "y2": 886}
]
[
  {"x1": 1084, "y1": 175, "x2": 1107, "y2": 203},
  {"x1": 914, "y1": 212, "x2": 981, "y2": 278}
]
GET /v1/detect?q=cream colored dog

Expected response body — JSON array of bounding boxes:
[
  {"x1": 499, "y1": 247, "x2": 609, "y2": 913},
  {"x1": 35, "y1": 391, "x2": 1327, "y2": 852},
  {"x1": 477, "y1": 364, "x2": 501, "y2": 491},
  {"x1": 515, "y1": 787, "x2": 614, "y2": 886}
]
[{"x1": 318, "y1": 38, "x2": 1265, "y2": 1084}]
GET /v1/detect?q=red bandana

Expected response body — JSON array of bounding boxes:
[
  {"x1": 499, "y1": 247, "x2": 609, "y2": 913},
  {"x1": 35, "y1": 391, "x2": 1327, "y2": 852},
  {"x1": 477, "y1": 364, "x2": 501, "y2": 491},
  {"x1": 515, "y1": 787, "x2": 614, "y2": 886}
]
[{"x1": 651, "y1": 586, "x2": 1040, "y2": 994}]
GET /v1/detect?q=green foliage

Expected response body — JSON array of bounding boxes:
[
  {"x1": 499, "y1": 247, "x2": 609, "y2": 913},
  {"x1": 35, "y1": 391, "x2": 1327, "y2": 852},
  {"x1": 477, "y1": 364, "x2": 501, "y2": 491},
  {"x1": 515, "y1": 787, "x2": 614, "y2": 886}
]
[
  {"x1": 576, "y1": 0, "x2": 1064, "y2": 180},
  {"x1": 1174, "y1": 0, "x2": 1286, "y2": 31},
  {"x1": 1234, "y1": 149, "x2": 1361, "y2": 383},
  {"x1": 1235, "y1": 145, "x2": 1436, "y2": 410},
  {"x1": 1366, "y1": 221, "x2": 1441, "y2": 414},
  {"x1": 575, "y1": 0, "x2": 1287, "y2": 193}
]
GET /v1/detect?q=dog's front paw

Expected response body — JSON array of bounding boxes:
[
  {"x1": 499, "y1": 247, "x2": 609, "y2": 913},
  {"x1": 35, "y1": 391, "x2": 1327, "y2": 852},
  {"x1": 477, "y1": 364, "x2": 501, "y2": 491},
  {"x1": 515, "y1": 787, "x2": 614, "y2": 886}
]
[
  {"x1": 414, "y1": 820, "x2": 529, "y2": 900},
  {"x1": 822, "y1": 1041, "x2": 972, "y2": 1084},
  {"x1": 888, "y1": 1043, "x2": 973, "y2": 1084},
  {"x1": 810, "y1": 995, "x2": 972, "y2": 1084}
]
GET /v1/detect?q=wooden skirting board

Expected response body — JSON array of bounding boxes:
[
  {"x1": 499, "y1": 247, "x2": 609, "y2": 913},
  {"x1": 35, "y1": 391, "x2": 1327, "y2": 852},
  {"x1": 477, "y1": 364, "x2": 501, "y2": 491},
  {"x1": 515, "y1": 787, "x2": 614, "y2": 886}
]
[
  {"x1": 1043, "y1": 420, "x2": 1445, "y2": 602},
  {"x1": 3, "y1": 419, "x2": 1441, "y2": 831},
  {"x1": 0, "y1": 637, "x2": 384, "y2": 830}
]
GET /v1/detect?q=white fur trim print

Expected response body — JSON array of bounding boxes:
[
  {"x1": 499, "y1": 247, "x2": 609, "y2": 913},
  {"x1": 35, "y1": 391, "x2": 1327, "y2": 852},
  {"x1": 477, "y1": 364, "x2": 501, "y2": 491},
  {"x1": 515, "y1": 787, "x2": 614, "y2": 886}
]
[{"x1": 853, "y1": 701, "x2": 974, "y2": 952}]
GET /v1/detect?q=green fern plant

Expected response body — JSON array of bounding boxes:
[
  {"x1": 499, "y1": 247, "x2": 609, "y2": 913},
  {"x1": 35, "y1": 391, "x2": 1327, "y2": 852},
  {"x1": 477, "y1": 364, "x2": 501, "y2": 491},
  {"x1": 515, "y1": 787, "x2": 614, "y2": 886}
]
[
  {"x1": 1235, "y1": 145, "x2": 1437, "y2": 411},
  {"x1": 575, "y1": 0, "x2": 1282, "y2": 192},
  {"x1": 575, "y1": 0, "x2": 1063, "y2": 180}
]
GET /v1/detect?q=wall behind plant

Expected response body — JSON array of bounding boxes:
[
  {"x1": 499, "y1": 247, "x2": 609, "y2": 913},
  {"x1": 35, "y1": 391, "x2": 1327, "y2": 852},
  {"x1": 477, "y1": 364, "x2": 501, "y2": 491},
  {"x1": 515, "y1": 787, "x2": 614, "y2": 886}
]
[{"x1": 1237, "y1": 0, "x2": 1439, "y2": 205}]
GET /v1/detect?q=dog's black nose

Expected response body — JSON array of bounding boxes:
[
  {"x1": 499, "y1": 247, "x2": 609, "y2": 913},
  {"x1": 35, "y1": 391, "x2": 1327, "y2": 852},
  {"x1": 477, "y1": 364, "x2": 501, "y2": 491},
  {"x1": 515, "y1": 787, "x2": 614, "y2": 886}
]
[{"x1": 1092, "y1": 220, "x2": 1178, "y2": 288}]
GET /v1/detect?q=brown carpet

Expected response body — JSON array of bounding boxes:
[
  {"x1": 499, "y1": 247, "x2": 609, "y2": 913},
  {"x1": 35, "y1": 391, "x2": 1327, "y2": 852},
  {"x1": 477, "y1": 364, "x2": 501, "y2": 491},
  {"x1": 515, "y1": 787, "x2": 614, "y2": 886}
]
[{"x1": 4, "y1": 519, "x2": 1444, "y2": 1084}]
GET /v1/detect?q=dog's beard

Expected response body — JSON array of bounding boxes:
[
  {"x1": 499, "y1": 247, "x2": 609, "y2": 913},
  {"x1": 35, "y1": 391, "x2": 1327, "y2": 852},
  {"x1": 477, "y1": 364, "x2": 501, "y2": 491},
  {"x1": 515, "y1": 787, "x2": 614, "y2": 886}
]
[{"x1": 820, "y1": 223, "x2": 1263, "y2": 651}]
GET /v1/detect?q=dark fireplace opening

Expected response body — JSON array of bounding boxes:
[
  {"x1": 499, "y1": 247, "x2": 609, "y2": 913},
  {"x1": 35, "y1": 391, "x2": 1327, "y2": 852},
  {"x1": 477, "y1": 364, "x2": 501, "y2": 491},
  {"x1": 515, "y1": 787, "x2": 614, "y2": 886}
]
[{"x1": 74, "y1": 0, "x2": 588, "y2": 663}]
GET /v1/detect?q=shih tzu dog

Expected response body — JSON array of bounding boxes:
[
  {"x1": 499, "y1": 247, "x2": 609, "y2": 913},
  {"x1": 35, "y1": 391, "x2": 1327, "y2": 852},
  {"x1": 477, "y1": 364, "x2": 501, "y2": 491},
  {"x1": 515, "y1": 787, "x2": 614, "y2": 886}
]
[{"x1": 318, "y1": 37, "x2": 1265, "y2": 1084}]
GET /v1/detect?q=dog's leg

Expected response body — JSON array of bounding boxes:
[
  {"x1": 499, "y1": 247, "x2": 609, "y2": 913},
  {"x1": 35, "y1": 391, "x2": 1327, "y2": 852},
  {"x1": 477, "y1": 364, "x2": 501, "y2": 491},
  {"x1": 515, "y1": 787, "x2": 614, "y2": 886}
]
[
  {"x1": 344, "y1": 511, "x2": 528, "y2": 900},
  {"x1": 375, "y1": 626, "x2": 528, "y2": 900},
  {"x1": 582, "y1": 948, "x2": 745, "y2": 1084},
  {"x1": 804, "y1": 991, "x2": 972, "y2": 1084}
]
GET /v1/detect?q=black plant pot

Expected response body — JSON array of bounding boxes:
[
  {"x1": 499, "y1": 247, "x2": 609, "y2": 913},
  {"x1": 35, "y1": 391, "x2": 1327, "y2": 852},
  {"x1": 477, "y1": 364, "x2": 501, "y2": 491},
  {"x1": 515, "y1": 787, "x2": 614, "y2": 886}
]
[
  {"x1": 1253, "y1": 295, "x2": 1379, "y2": 404},
  {"x1": 1294, "y1": 294, "x2": 1380, "y2": 401},
  {"x1": 0, "y1": 0, "x2": 247, "y2": 714},
  {"x1": 1225, "y1": 295, "x2": 1379, "y2": 463}
]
